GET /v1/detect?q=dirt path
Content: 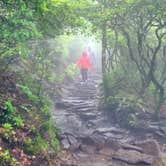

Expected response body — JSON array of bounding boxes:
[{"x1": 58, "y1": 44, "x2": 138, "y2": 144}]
[{"x1": 53, "y1": 69, "x2": 166, "y2": 166}]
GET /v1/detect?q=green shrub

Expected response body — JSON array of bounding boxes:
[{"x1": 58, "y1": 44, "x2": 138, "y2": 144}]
[
  {"x1": 40, "y1": 119, "x2": 60, "y2": 151},
  {"x1": 23, "y1": 135, "x2": 49, "y2": 155},
  {"x1": 0, "y1": 150, "x2": 10, "y2": 165},
  {"x1": 65, "y1": 63, "x2": 78, "y2": 80},
  {"x1": 20, "y1": 104, "x2": 32, "y2": 113},
  {"x1": 2, "y1": 123, "x2": 16, "y2": 141},
  {"x1": 105, "y1": 95, "x2": 142, "y2": 128},
  {"x1": 0, "y1": 149, "x2": 19, "y2": 166},
  {"x1": 0, "y1": 101, "x2": 24, "y2": 127},
  {"x1": 2, "y1": 123, "x2": 13, "y2": 131},
  {"x1": 41, "y1": 99, "x2": 52, "y2": 117},
  {"x1": 16, "y1": 84, "x2": 39, "y2": 104},
  {"x1": 13, "y1": 115, "x2": 24, "y2": 127},
  {"x1": 128, "y1": 113, "x2": 137, "y2": 127}
]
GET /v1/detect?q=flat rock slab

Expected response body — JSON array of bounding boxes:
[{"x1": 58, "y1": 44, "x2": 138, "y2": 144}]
[
  {"x1": 76, "y1": 153, "x2": 113, "y2": 166},
  {"x1": 121, "y1": 143, "x2": 143, "y2": 152},
  {"x1": 79, "y1": 113, "x2": 97, "y2": 120},
  {"x1": 112, "y1": 149, "x2": 154, "y2": 165}
]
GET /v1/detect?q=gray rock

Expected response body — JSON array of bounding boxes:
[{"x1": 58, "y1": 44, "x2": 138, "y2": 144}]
[
  {"x1": 61, "y1": 138, "x2": 70, "y2": 149},
  {"x1": 105, "y1": 139, "x2": 121, "y2": 151},
  {"x1": 67, "y1": 135, "x2": 80, "y2": 151},
  {"x1": 79, "y1": 144, "x2": 96, "y2": 154},
  {"x1": 113, "y1": 149, "x2": 154, "y2": 165},
  {"x1": 133, "y1": 139, "x2": 161, "y2": 156},
  {"x1": 121, "y1": 143, "x2": 143, "y2": 152}
]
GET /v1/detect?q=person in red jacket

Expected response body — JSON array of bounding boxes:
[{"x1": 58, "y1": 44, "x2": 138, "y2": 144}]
[{"x1": 77, "y1": 51, "x2": 93, "y2": 82}]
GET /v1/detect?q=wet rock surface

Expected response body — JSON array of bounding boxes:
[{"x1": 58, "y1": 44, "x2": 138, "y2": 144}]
[
  {"x1": 53, "y1": 70, "x2": 166, "y2": 166},
  {"x1": 112, "y1": 149, "x2": 154, "y2": 165}
]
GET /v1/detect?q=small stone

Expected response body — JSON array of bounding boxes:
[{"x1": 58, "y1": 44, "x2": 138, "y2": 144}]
[{"x1": 61, "y1": 138, "x2": 70, "y2": 149}]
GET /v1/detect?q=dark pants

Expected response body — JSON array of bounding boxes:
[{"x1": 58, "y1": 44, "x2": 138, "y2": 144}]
[{"x1": 81, "y1": 68, "x2": 88, "y2": 81}]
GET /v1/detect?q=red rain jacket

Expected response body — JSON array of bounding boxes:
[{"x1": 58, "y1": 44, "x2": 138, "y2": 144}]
[{"x1": 77, "y1": 54, "x2": 93, "y2": 70}]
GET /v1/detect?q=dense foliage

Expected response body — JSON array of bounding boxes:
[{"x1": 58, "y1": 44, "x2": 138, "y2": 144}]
[
  {"x1": 93, "y1": 0, "x2": 166, "y2": 125},
  {"x1": 0, "y1": 0, "x2": 89, "y2": 165}
]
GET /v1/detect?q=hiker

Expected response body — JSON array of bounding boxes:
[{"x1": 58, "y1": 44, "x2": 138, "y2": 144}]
[
  {"x1": 76, "y1": 51, "x2": 93, "y2": 82},
  {"x1": 87, "y1": 46, "x2": 96, "y2": 67}
]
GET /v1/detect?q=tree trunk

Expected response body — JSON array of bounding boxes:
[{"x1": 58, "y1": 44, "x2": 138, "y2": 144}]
[{"x1": 102, "y1": 21, "x2": 107, "y2": 76}]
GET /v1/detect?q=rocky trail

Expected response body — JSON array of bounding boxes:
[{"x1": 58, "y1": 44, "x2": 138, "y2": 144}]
[{"x1": 53, "y1": 68, "x2": 166, "y2": 166}]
